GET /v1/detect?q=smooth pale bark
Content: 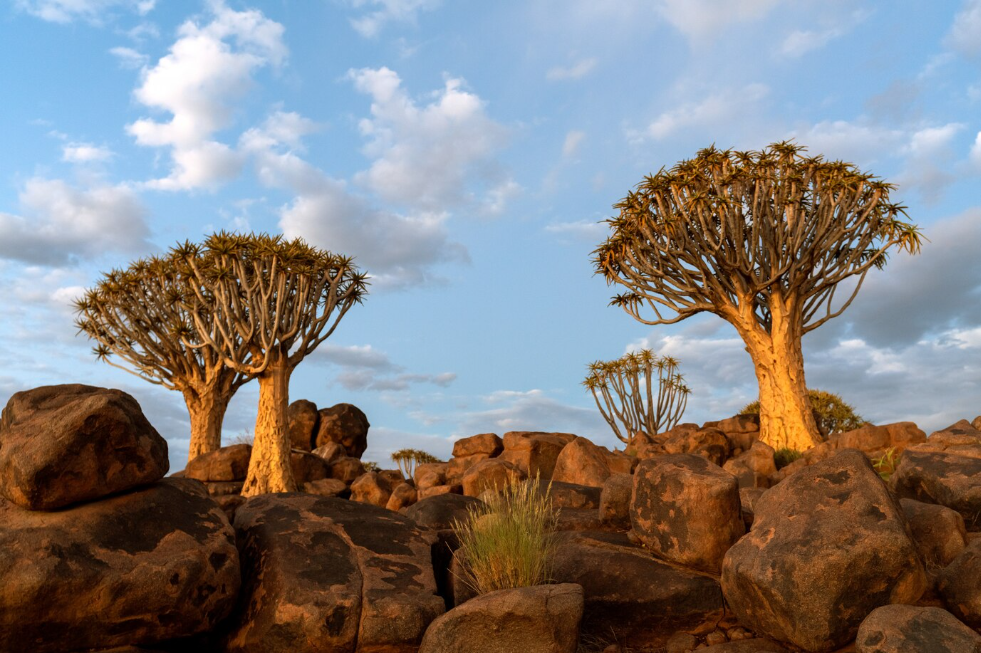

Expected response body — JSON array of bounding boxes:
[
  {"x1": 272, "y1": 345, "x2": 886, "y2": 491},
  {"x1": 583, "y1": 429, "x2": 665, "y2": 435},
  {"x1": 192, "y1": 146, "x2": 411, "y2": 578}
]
[
  {"x1": 242, "y1": 357, "x2": 296, "y2": 496},
  {"x1": 185, "y1": 389, "x2": 232, "y2": 461}
]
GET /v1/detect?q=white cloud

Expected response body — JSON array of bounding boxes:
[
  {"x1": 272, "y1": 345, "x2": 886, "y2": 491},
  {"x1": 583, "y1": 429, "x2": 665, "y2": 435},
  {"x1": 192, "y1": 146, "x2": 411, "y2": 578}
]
[
  {"x1": 562, "y1": 130, "x2": 585, "y2": 157},
  {"x1": 348, "y1": 0, "x2": 440, "y2": 38},
  {"x1": 544, "y1": 219, "x2": 606, "y2": 242},
  {"x1": 109, "y1": 46, "x2": 148, "y2": 69},
  {"x1": 314, "y1": 343, "x2": 456, "y2": 392},
  {"x1": 61, "y1": 142, "x2": 113, "y2": 162},
  {"x1": 126, "y1": 2, "x2": 286, "y2": 191},
  {"x1": 546, "y1": 58, "x2": 597, "y2": 81},
  {"x1": 349, "y1": 67, "x2": 514, "y2": 213},
  {"x1": 971, "y1": 131, "x2": 981, "y2": 168},
  {"x1": 656, "y1": 0, "x2": 782, "y2": 42},
  {"x1": 0, "y1": 178, "x2": 152, "y2": 265},
  {"x1": 787, "y1": 120, "x2": 905, "y2": 165},
  {"x1": 646, "y1": 83, "x2": 769, "y2": 140},
  {"x1": 17, "y1": 0, "x2": 154, "y2": 24},
  {"x1": 780, "y1": 27, "x2": 842, "y2": 58},
  {"x1": 945, "y1": 0, "x2": 981, "y2": 59}
]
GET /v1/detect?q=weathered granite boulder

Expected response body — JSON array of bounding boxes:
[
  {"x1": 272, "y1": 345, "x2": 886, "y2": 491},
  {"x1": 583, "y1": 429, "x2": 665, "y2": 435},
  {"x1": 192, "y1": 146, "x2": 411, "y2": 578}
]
[
  {"x1": 907, "y1": 420, "x2": 981, "y2": 458},
  {"x1": 350, "y1": 471, "x2": 397, "y2": 507},
  {"x1": 184, "y1": 444, "x2": 251, "y2": 482},
  {"x1": 290, "y1": 451, "x2": 332, "y2": 485},
  {"x1": 662, "y1": 426, "x2": 732, "y2": 466},
  {"x1": 706, "y1": 414, "x2": 761, "y2": 452},
  {"x1": 311, "y1": 441, "x2": 345, "y2": 464},
  {"x1": 632, "y1": 454, "x2": 743, "y2": 572},
  {"x1": 855, "y1": 604, "x2": 981, "y2": 653},
  {"x1": 552, "y1": 437, "x2": 621, "y2": 487},
  {"x1": 891, "y1": 450, "x2": 981, "y2": 529},
  {"x1": 937, "y1": 538, "x2": 981, "y2": 627},
  {"x1": 386, "y1": 482, "x2": 418, "y2": 511},
  {"x1": 301, "y1": 477, "x2": 349, "y2": 498},
  {"x1": 225, "y1": 494, "x2": 444, "y2": 652},
  {"x1": 446, "y1": 453, "x2": 492, "y2": 484},
  {"x1": 329, "y1": 456, "x2": 366, "y2": 484},
  {"x1": 287, "y1": 399, "x2": 319, "y2": 451},
  {"x1": 599, "y1": 473, "x2": 632, "y2": 529},
  {"x1": 900, "y1": 498, "x2": 967, "y2": 568},
  {"x1": 314, "y1": 403, "x2": 369, "y2": 458},
  {"x1": 404, "y1": 493, "x2": 483, "y2": 532},
  {"x1": 721, "y1": 450, "x2": 927, "y2": 652},
  {"x1": 415, "y1": 462, "x2": 449, "y2": 490},
  {"x1": 545, "y1": 481, "x2": 601, "y2": 509},
  {"x1": 722, "y1": 441, "x2": 776, "y2": 489},
  {"x1": 419, "y1": 484, "x2": 462, "y2": 499},
  {"x1": 834, "y1": 422, "x2": 926, "y2": 457},
  {"x1": 0, "y1": 478, "x2": 240, "y2": 653},
  {"x1": 498, "y1": 431, "x2": 575, "y2": 480},
  {"x1": 0, "y1": 384, "x2": 169, "y2": 510},
  {"x1": 461, "y1": 458, "x2": 526, "y2": 497},
  {"x1": 452, "y1": 433, "x2": 503, "y2": 458}
]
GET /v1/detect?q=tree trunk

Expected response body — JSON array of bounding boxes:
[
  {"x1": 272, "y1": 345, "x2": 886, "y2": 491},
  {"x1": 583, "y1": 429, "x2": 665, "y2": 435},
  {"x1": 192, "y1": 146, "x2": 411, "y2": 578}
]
[
  {"x1": 185, "y1": 389, "x2": 231, "y2": 462},
  {"x1": 242, "y1": 356, "x2": 296, "y2": 496}
]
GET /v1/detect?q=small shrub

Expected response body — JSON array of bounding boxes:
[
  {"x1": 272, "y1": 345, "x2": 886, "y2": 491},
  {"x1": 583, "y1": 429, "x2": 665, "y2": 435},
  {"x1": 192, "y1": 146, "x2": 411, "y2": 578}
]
[
  {"x1": 391, "y1": 448, "x2": 442, "y2": 479},
  {"x1": 230, "y1": 429, "x2": 254, "y2": 446},
  {"x1": 452, "y1": 476, "x2": 559, "y2": 595},
  {"x1": 774, "y1": 447, "x2": 803, "y2": 470},
  {"x1": 872, "y1": 448, "x2": 898, "y2": 481},
  {"x1": 741, "y1": 389, "x2": 866, "y2": 436},
  {"x1": 362, "y1": 461, "x2": 380, "y2": 472}
]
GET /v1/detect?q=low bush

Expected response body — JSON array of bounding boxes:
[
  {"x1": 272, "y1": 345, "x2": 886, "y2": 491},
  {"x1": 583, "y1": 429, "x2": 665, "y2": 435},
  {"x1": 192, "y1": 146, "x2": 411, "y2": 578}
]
[
  {"x1": 872, "y1": 448, "x2": 898, "y2": 481},
  {"x1": 741, "y1": 389, "x2": 866, "y2": 436},
  {"x1": 774, "y1": 447, "x2": 803, "y2": 470}
]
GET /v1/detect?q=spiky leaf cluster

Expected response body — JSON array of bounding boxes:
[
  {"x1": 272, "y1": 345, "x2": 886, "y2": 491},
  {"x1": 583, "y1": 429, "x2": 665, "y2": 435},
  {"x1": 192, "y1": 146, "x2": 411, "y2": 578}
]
[
  {"x1": 584, "y1": 349, "x2": 690, "y2": 445},
  {"x1": 391, "y1": 448, "x2": 443, "y2": 479}
]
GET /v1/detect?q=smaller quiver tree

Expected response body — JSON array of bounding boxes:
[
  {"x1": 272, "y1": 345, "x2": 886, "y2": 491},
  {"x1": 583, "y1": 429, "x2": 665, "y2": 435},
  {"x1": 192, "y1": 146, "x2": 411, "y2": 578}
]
[
  {"x1": 584, "y1": 349, "x2": 690, "y2": 446},
  {"x1": 74, "y1": 256, "x2": 250, "y2": 461},
  {"x1": 179, "y1": 233, "x2": 367, "y2": 496},
  {"x1": 391, "y1": 449, "x2": 442, "y2": 480}
]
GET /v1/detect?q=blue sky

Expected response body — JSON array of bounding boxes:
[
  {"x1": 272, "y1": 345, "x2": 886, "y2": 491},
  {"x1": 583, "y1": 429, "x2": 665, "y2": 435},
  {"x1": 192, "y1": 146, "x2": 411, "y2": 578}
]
[{"x1": 1, "y1": 0, "x2": 980, "y2": 470}]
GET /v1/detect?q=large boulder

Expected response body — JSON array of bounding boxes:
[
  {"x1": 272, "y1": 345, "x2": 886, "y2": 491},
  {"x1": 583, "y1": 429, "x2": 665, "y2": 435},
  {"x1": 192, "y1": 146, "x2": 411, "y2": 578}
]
[
  {"x1": 225, "y1": 494, "x2": 444, "y2": 652},
  {"x1": 900, "y1": 498, "x2": 967, "y2": 568},
  {"x1": 834, "y1": 422, "x2": 926, "y2": 457},
  {"x1": 415, "y1": 462, "x2": 449, "y2": 490},
  {"x1": 891, "y1": 450, "x2": 981, "y2": 529},
  {"x1": 722, "y1": 441, "x2": 777, "y2": 489},
  {"x1": 705, "y1": 414, "x2": 761, "y2": 452},
  {"x1": 498, "y1": 432, "x2": 575, "y2": 480},
  {"x1": 855, "y1": 604, "x2": 981, "y2": 653},
  {"x1": 907, "y1": 420, "x2": 981, "y2": 459},
  {"x1": 662, "y1": 426, "x2": 732, "y2": 466},
  {"x1": 631, "y1": 454, "x2": 743, "y2": 572},
  {"x1": 290, "y1": 451, "x2": 332, "y2": 484},
  {"x1": 350, "y1": 471, "x2": 397, "y2": 507},
  {"x1": 311, "y1": 441, "x2": 346, "y2": 464},
  {"x1": 599, "y1": 473, "x2": 633, "y2": 529},
  {"x1": 0, "y1": 478, "x2": 240, "y2": 653},
  {"x1": 937, "y1": 538, "x2": 981, "y2": 627},
  {"x1": 184, "y1": 444, "x2": 251, "y2": 481},
  {"x1": 721, "y1": 450, "x2": 927, "y2": 652},
  {"x1": 0, "y1": 384, "x2": 169, "y2": 510},
  {"x1": 386, "y1": 482, "x2": 418, "y2": 511},
  {"x1": 551, "y1": 437, "x2": 620, "y2": 487},
  {"x1": 287, "y1": 399, "x2": 319, "y2": 451},
  {"x1": 452, "y1": 433, "x2": 503, "y2": 458},
  {"x1": 446, "y1": 453, "x2": 492, "y2": 485},
  {"x1": 314, "y1": 403, "x2": 369, "y2": 458},
  {"x1": 418, "y1": 584, "x2": 583, "y2": 653},
  {"x1": 461, "y1": 458, "x2": 526, "y2": 497},
  {"x1": 404, "y1": 493, "x2": 483, "y2": 532},
  {"x1": 329, "y1": 456, "x2": 366, "y2": 484}
]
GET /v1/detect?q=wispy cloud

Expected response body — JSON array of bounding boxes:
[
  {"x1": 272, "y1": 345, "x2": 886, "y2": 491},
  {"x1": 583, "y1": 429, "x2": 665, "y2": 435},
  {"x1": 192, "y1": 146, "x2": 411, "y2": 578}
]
[{"x1": 546, "y1": 57, "x2": 597, "y2": 81}]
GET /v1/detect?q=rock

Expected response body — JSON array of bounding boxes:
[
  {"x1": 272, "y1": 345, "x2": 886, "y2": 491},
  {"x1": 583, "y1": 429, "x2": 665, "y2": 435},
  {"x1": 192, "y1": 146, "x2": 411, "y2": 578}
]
[
  {"x1": 415, "y1": 462, "x2": 449, "y2": 490},
  {"x1": 739, "y1": 487, "x2": 766, "y2": 529},
  {"x1": 900, "y1": 498, "x2": 967, "y2": 568},
  {"x1": 554, "y1": 508, "x2": 608, "y2": 532},
  {"x1": 0, "y1": 384, "x2": 169, "y2": 510},
  {"x1": 314, "y1": 403, "x2": 369, "y2": 458},
  {"x1": 452, "y1": 433, "x2": 504, "y2": 458},
  {"x1": 908, "y1": 420, "x2": 981, "y2": 459},
  {"x1": 973, "y1": 416, "x2": 981, "y2": 431},
  {"x1": 722, "y1": 441, "x2": 776, "y2": 489},
  {"x1": 461, "y1": 459, "x2": 526, "y2": 497},
  {"x1": 386, "y1": 482, "x2": 418, "y2": 511},
  {"x1": 225, "y1": 494, "x2": 444, "y2": 652},
  {"x1": 552, "y1": 531, "x2": 724, "y2": 648},
  {"x1": 721, "y1": 449, "x2": 927, "y2": 652},
  {"x1": 700, "y1": 641, "x2": 789, "y2": 652},
  {"x1": 290, "y1": 450, "x2": 331, "y2": 484},
  {"x1": 631, "y1": 454, "x2": 743, "y2": 572},
  {"x1": 311, "y1": 441, "x2": 345, "y2": 464},
  {"x1": 215, "y1": 493, "x2": 247, "y2": 521},
  {"x1": 301, "y1": 477, "x2": 350, "y2": 498},
  {"x1": 937, "y1": 538, "x2": 981, "y2": 627},
  {"x1": 546, "y1": 481, "x2": 601, "y2": 509},
  {"x1": 0, "y1": 478, "x2": 240, "y2": 653},
  {"x1": 498, "y1": 432, "x2": 576, "y2": 480},
  {"x1": 447, "y1": 549, "x2": 478, "y2": 607},
  {"x1": 662, "y1": 427, "x2": 732, "y2": 466},
  {"x1": 329, "y1": 456, "x2": 366, "y2": 484},
  {"x1": 184, "y1": 444, "x2": 252, "y2": 482},
  {"x1": 707, "y1": 414, "x2": 761, "y2": 452},
  {"x1": 405, "y1": 493, "x2": 483, "y2": 532},
  {"x1": 418, "y1": 484, "x2": 462, "y2": 499},
  {"x1": 834, "y1": 422, "x2": 926, "y2": 457},
  {"x1": 666, "y1": 632, "x2": 698, "y2": 653},
  {"x1": 418, "y1": 584, "x2": 584, "y2": 653},
  {"x1": 932, "y1": 419, "x2": 981, "y2": 438},
  {"x1": 379, "y1": 468, "x2": 406, "y2": 487},
  {"x1": 350, "y1": 471, "x2": 397, "y2": 507},
  {"x1": 446, "y1": 453, "x2": 492, "y2": 484},
  {"x1": 552, "y1": 437, "x2": 619, "y2": 487},
  {"x1": 891, "y1": 450, "x2": 981, "y2": 529},
  {"x1": 204, "y1": 480, "x2": 243, "y2": 496},
  {"x1": 286, "y1": 399, "x2": 319, "y2": 451},
  {"x1": 855, "y1": 604, "x2": 981, "y2": 653},
  {"x1": 600, "y1": 473, "x2": 633, "y2": 529}
]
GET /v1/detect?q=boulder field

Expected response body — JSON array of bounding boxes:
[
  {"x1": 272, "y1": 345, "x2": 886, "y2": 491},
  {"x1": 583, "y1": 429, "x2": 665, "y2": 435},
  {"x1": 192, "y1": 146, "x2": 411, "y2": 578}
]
[{"x1": 3, "y1": 384, "x2": 981, "y2": 652}]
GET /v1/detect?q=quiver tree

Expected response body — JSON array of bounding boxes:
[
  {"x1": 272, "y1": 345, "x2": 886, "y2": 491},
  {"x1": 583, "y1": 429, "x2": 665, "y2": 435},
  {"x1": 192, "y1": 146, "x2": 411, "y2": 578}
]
[
  {"x1": 74, "y1": 257, "x2": 250, "y2": 461},
  {"x1": 584, "y1": 349, "x2": 690, "y2": 446},
  {"x1": 594, "y1": 143, "x2": 923, "y2": 450},
  {"x1": 741, "y1": 389, "x2": 867, "y2": 437},
  {"x1": 179, "y1": 233, "x2": 367, "y2": 495},
  {"x1": 391, "y1": 449, "x2": 442, "y2": 479}
]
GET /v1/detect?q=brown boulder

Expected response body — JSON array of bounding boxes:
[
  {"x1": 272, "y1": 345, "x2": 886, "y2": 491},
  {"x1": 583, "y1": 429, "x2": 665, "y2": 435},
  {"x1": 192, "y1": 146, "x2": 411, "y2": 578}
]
[
  {"x1": 739, "y1": 487, "x2": 766, "y2": 529},
  {"x1": 287, "y1": 399, "x2": 319, "y2": 451},
  {"x1": 834, "y1": 422, "x2": 926, "y2": 457},
  {"x1": 599, "y1": 473, "x2": 633, "y2": 529},
  {"x1": 404, "y1": 493, "x2": 483, "y2": 532},
  {"x1": 891, "y1": 450, "x2": 981, "y2": 529},
  {"x1": 631, "y1": 454, "x2": 743, "y2": 572},
  {"x1": 446, "y1": 453, "x2": 491, "y2": 484},
  {"x1": 350, "y1": 471, "x2": 397, "y2": 507},
  {"x1": 498, "y1": 431, "x2": 575, "y2": 480},
  {"x1": 662, "y1": 426, "x2": 732, "y2": 466},
  {"x1": 451, "y1": 433, "x2": 503, "y2": 458},
  {"x1": 908, "y1": 420, "x2": 981, "y2": 459},
  {"x1": 314, "y1": 403, "x2": 369, "y2": 458},
  {"x1": 415, "y1": 462, "x2": 449, "y2": 489},
  {"x1": 311, "y1": 441, "x2": 345, "y2": 464},
  {"x1": 900, "y1": 498, "x2": 967, "y2": 568},
  {"x1": 0, "y1": 384, "x2": 169, "y2": 510},
  {"x1": 706, "y1": 414, "x2": 761, "y2": 452},
  {"x1": 721, "y1": 449, "x2": 927, "y2": 652},
  {"x1": 329, "y1": 456, "x2": 366, "y2": 484},
  {"x1": 290, "y1": 450, "x2": 331, "y2": 484},
  {"x1": 722, "y1": 441, "x2": 776, "y2": 489},
  {"x1": 461, "y1": 458, "x2": 526, "y2": 497},
  {"x1": 184, "y1": 444, "x2": 252, "y2": 482},
  {"x1": 0, "y1": 478, "x2": 240, "y2": 653},
  {"x1": 204, "y1": 480, "x2": 243, "y2": 496},
  {"x1": 419, "y1": 584, "x2": 583, "y2": 653},
  {"x1": 545, "y1": 481, "x2": 601, "y2": 509},
  {"x1": 552, "y1": 437, "x2": 619, "y2": 487},
  {"x1": 225, "y1": 494, "x2": 444, "y2": 652},
  {"x1": 937, "y1": 538, "x2": 981, "y2": 627},
  {"x1": 855, "y1": 604, "x2": 981, "y2": 653},
  {"x1": 419, "y1": 484, "x2": 462, "y2": 499},
  {"x1": 302, "y1": 477, "x2": 350, "y2": 498},
  {"x1": 386, "y1": 482, "x2": 418, "y2": 511}
]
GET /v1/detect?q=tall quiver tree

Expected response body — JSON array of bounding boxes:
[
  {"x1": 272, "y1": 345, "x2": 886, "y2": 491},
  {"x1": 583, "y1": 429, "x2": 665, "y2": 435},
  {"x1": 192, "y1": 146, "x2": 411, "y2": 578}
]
[
  {"x1": 74, "y1": 256, "x2": 250, "y2": 461},
  {"x1": 179, "y1": 233, "x2": 367, "y2": 495},
  {"x1": 594, "y1": 143, "x2": 923, "y2": 451}
]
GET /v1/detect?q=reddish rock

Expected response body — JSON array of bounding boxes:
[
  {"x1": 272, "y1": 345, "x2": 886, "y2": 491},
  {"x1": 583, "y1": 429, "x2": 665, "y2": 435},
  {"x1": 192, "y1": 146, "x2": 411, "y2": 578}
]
[
  {"x1": 739, "y1": 487, "x2": 766, "y2": 529},
  {"x1": 554, "y1": 507, "x2": 608, "y2": 532},
  {"x1": 415, "y1": 462, "x2": 449, "y2": 489},
  {"x1": 937, "y1": 538, "x2": 981, "y2": 627},
  {"x1": 632, "y1": 454, "x2": 743, "y2": 572},
  {"x1": 600, "y1": 473, "x2": 633, "y2": 529},
  {"x1": 215, "y1": 493, "x2": 247, "y2": 521},
  {"x1": 419, "y1": 484, "x2": 462, "y2": 499},
  {"x1": 185, "y1": 444, "x2": 252, "y2": 482},
  {"x1": 328, "y1": 456, "x2": 366, "y2": 484},
  {"x1": 900, "y1": 498, "x2": 967, "y2": 568},
  {"x1": 311, "y1": 441, "x2": 345, "y2": 464},
  {"x1": 834, "y1": 422, "x2": 926, "y2": 457},
  {"x1": 404, "y1": 493, "x2": 483, "y2": 532},
  {"x1": 419, "y1": 584, "x2": 583, "y2": 653},
  {"x1": 545, "y1": 481, "x2": 601, "y2": 509},
  {"x1": 452, "y1": 433, "x2": 503, "y2": 458},
  {"x1": 908, "y1": 420, "x2": 981, "y2": 459},
  {"x1": 855, "y1": 604, "x2": 981, "y2": 653},
  {"x1": 461, "y1": 459, "x2": 526, "y2": 497},
  {"x1": 386, "y1": 482, "x2": 418, "y2": 511},
  {"x1": 891, "y1": 450, "x2": 981, "y2": 529},
  {"x1": 0, "y1": 478, "x2": 240, "y2": 653},
  {"x1": 707, "y1": 414, "x2": 761, "y2": 453},
  {"x1": 700, "y1": 640, "x2": 788, "y2": 652},
  {"x1": 290, "y1": 451, "x2": 331, "y2": 484},
  {"x1": 552, "y1": 437, "x2": 619, "y2": 487},
  {"x1": 662, "y1": 427, "x2": 732, "y2": 466},
  {"x1": 723, "y1": 441, "x2": 777, "y2": 489},
  {"x1": 204, "y1": 480, "x2": 243, "y2": 496},
  {"x1": 0, "y1": 384, "x2": 169, "y2": 510},
  {"x1": 225, "y1": 494, "x2": 444, "y2": 652},
  {"x1": 499, "y1": 432, "x2": 576, "y2": 480},
  {"x1": 721, "y1": 450, "x2": 927, "y2": 652},
  {"x1": 314, "y1": 403, "x2": 370, "y2": 458},
  {"x1": 286, "y1": 399, "x2": 319, "y2": 451},
  {"x1": 302, "y1": 478, "x2": 350, "y2": 498},
  {"x1": 446, "y1": 453, "x2": 492, "y2": 484},
  {"x1": 378, "y1": 468, "x2": 406, "y2": 487},
  {"x1": 350, "y1": 471, "x2": 397, "y2": 507}
]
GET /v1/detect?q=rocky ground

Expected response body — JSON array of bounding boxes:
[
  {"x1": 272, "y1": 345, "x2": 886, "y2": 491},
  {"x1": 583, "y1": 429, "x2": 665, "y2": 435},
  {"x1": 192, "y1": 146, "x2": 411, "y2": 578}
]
[{"x1": 2, "y1": 383, "x2": 981, "y2": 652}]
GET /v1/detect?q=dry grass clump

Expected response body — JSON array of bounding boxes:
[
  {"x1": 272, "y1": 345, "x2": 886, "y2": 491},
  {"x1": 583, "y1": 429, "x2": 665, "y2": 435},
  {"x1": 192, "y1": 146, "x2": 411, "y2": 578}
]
[
  {"x1": 773, "y1": 447, "x2": 803, "y2": 470},
  {"x1": 453, "y1": 476, "x2": 559, "y2": 595}
]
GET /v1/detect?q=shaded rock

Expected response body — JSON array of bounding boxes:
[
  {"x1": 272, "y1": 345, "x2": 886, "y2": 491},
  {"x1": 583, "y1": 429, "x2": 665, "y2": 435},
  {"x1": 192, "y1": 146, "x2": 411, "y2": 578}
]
[
  {"x1": 891, "y1": 450, "x2": 981, "y2": 529},
  {"x1": 290, "y1": 450, "x2": 331, "y2": 485},
  {"x1": 554, "y1": 507, "x2": 608, "y2": 532},
  {"x1": 350, "y1": 471, "x2": 397, "y2": 508},
  {"x1": 302, "y1": 477, "x2": 350, "y2": 498},
  {"x1": 545, "y1": 481, "x2": 601, "y2": 509},
  {"x1": 329, "y1": 456, "x2": 366, "y2": 484},
  {"x1": 185, "y1": 444, "x2": 251, "y2": 482},
  {"x1": 0, "y1": 478, "x2": 240, "y2": 653},
  {"x1": 855, "y1": 604, "x2": 981, "y2": 653},
  {"x1": 446, "y1": 549, "x2": 477, "y2": 607},
  {"x1": 721, "y1": 449, "x2": 927, "y2": 652},
  {"x1": 461, "y1": 458, "x2": 526, "y2": 497},
  {"x1": 204, "y1": 480, "x2": 243, "y2": 496},
  {"x1": 632, "y1": 454, "x2": 743, "y2": 572},
  {"x1": 311, "y1": 441, "x2": 345, "y2": 464},
  {"x1": 378, "y1": 468, "x2": 406, "y2": 487},
  {"x1": 900, "y1": 498, "x2": 967, "y2": 568},
  {"x1": 722, "y1": 441, "x2": 776, "y2": 489},
  {"x1": 225, "y1": 494, "x2": 444, "y2": 652},
  {"x1": 908, "y1": 420, "x2": 981, "y2": 459},
  {"x1": 287, "y1": 399, "x2": 319, "y2": 452},
  {"x1": 314, "y1": 403, "x2": 369, "y2": 458},
  {"x1": 386, "y1": 482, "x2": 418, "y2": 511},
  {"x1": 405, "y1": 493, "x2": 483, "y2": 532},
  {"x1": 498, "y1": 431, "x2": 573, "y2": 480},
  {"x1": 706, "y1": 414, "x2": 761, "y2": 453},
  {"x1": 739, "y1": 487, "x2": 766, "y2": 529},
  {"x1": 418, "y1": 484, "x2": 462, "y2": 499},
  {"x1": 700, "y1": 640, "x2": 789, "y2": 652},
  {"x1": 214, "y1": 494, "x2": 247, "y2": 521},
  {"x1": 0, "y1": 384, "x2": 169, "y2": 510},
  {"x1": 937, "y1": 538, "x2": 981, "y2": 627},
  {"x1": 419, "y1": 584, "x2": 583, "y2": 653},
  {"x1": 415, "y1": 462, "x2": 449, "y2": 490},
  {"x1": 452, "y1": 433, "x2": 503, "y2": 458},
  {"x1": 446, "y1": 453, "x2": 491, "y2": 484},
  {"x1": 599, "y1": 473, "x2": 633, "y2": 529},
  {"x1": 663, "y1": 427, "x2": 732, "y2": 466},
  {"x1": 552, "y1": 437, "x2": 620, "y2": 487},
  {"x1": 834, "y1": 422, "x2": 926, "y2": 457}
]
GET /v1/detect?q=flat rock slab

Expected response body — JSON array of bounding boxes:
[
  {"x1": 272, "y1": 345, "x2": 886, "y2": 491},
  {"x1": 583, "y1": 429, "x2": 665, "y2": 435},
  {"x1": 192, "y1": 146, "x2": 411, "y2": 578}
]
[
  {"x1": 0, "y1": 384, "x2": 169, "y2": 510},
  {"x1": 891, "y1": 450, "x2": 981, "y2": 530},
  {"x1": 225, "y1": 494, "x2": 444, "y2": 652},
  {"x1": 855, "y1": 604, "x2": 981, "y2": 652},
  {"x1": 184, "y1": 444, "x2": 252, "y2": 482},
  {"x1": 0, "y1": 478, "x2": 240, "y2": 653}
]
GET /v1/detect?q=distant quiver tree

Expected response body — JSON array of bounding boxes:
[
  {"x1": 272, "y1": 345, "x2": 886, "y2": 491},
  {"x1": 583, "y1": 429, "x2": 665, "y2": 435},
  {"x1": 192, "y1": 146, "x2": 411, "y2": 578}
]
[
  {"x1": 584, "y1": 349, "x2": 690, "y2": 446},
  {"x1": 594, "y1": 143, "x2": 923, "y2": 450},
  {"x1": 178, "y1": 233, "x2": 368, "y2": 495},
  {"x1": 74, "y1": 256, "x2": 250, "y2": 461}
]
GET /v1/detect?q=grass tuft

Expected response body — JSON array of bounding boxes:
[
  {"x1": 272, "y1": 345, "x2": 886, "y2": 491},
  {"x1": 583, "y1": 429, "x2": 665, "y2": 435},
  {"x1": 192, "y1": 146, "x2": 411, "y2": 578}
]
[{"x1": 773, "y1": 447, "x2": 803, "y2": 469}]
